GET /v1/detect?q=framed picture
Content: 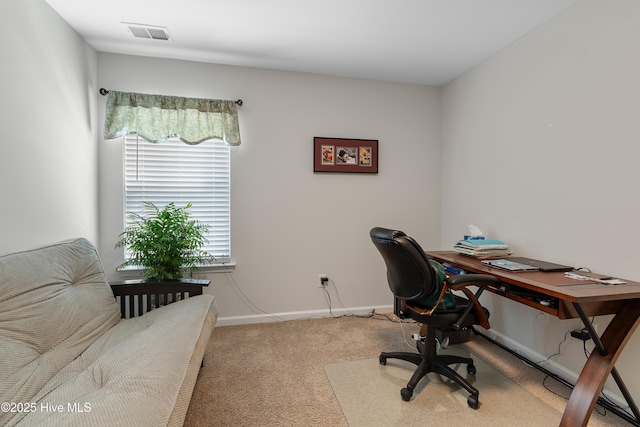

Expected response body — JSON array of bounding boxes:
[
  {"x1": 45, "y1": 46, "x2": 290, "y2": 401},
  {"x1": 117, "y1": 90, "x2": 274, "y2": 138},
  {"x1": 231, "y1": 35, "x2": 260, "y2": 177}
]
[{"x1": 313, "y1": 137, "x2": 378, "y2": 174}]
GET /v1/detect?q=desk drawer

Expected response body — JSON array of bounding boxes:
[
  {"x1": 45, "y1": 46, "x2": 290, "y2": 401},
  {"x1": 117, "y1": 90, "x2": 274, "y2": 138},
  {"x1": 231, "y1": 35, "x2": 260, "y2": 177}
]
[{"x1": 486, "y1": 285, "x2": 623, "y2": 319}]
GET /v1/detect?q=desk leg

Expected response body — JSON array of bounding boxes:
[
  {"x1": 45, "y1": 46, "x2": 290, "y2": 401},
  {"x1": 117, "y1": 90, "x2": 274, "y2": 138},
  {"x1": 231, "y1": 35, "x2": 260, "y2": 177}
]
[{"x1": 560, "y1": 300, "x2": 640, "y2": 427}]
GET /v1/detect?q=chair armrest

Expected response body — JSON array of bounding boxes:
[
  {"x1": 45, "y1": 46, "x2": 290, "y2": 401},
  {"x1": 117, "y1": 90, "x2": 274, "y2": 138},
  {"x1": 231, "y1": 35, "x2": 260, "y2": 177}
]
[
  {"x1": 445, "y1": 273, "x2": 501, "y2": 288},
  {"x1": 446, "y1": 274, "x2": 499, "y2": 330},
  {"x1": 110, "y1": 279, "x2": 210, "y2": 318}
]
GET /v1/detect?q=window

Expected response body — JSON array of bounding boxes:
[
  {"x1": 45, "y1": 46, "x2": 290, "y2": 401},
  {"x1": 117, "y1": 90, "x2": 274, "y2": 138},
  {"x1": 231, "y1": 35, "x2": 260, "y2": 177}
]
[{"x1": 123, "y1": 135, "x2": 231, "y2": 263}]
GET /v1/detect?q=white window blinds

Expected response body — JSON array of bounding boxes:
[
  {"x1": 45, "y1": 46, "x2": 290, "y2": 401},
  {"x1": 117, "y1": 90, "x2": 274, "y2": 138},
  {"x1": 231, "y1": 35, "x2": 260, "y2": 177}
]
[{"x1": 124, "y1": 135, "x2": 231, "y2": 262}]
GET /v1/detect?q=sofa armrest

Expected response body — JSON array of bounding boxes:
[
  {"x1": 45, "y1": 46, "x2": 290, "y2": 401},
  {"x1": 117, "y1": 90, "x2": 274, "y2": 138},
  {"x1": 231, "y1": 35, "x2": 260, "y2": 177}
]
[{"x1": 110, "y1": 279, "x2": 210, "y2": 318}]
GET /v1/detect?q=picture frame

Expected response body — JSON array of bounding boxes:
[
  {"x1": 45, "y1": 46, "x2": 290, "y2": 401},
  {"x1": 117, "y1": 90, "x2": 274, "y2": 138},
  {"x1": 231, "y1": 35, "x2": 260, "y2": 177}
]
[{"x1": 313, "y1": 137, "x2": 378, "y2": 174}]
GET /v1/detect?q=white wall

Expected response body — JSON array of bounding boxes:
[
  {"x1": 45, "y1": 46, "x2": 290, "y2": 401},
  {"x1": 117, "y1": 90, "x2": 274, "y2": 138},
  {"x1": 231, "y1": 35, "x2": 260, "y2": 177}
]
[
  {"x1": 442, "y1": 0, "x2": 640, "y2": 407},
  {"x1": 0, "y1": 0, "x2": 98, "y2": 252},
  {"x1": 97, "y1": 53, "x2": 442, "y2": 324}
]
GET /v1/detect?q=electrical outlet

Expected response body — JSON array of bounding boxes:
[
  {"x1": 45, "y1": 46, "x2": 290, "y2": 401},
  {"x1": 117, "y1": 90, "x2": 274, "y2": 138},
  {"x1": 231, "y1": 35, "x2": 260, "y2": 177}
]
[{"x1": 317, "y1": 274, "x2": 328, "y2": 287}]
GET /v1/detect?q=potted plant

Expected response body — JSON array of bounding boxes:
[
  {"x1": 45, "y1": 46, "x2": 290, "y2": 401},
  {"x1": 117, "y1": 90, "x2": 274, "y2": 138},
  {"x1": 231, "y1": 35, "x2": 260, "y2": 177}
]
[{"x1": 116, "y1": 202, "x2": 215, "y2": 280}]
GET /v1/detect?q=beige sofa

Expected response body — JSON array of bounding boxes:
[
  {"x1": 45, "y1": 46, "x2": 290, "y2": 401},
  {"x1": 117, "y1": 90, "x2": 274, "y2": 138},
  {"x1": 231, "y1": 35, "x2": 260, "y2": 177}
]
[{"x1": 0, "y1": 238, "x2": 217, "y2": 426}]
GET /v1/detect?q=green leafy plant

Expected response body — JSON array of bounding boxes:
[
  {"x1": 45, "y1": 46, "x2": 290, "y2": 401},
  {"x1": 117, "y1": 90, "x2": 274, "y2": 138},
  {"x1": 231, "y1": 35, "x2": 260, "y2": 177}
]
[{"x1": 116, "y1": 202, "x2": 215, "y2": 280}]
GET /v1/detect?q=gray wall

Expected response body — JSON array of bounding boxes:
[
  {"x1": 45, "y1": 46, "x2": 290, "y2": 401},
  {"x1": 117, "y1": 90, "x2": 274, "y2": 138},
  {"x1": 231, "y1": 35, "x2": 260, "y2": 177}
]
[
  {"x1": 442, "y1": 0, "x2": 640, "y2": 408},
  {"x1": 0, "y1": 0, "x2": 98, "y2": 251},
  {"x1": 96, "y1": 54, "x2": 443, "y2": 324}
]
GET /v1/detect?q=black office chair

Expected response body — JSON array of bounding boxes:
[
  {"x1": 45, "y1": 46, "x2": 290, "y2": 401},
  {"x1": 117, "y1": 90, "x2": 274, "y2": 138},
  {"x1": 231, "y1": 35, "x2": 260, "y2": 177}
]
[{"x1": 370, "y1": 227, "x2": 501, "y2": 408}]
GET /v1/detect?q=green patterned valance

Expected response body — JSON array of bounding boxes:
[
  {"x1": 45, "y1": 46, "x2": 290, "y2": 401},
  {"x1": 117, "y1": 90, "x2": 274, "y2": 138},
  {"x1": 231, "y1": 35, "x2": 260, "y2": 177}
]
[{"x1": 103, "y1": 90, "x2": 241, "y2": 146}]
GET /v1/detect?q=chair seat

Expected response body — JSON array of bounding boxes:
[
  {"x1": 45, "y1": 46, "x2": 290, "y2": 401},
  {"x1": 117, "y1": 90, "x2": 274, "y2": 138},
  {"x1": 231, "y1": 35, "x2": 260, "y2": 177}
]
[{"x1": 404, "y1": 295, "x2": 488, "y2": 330}]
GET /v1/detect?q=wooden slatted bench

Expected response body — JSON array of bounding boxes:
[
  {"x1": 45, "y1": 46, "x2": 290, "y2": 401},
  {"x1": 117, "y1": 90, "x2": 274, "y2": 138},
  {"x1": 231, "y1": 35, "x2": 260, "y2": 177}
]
[{"x1": 110, "y1": 278, "x2": 210, "y2": 318}]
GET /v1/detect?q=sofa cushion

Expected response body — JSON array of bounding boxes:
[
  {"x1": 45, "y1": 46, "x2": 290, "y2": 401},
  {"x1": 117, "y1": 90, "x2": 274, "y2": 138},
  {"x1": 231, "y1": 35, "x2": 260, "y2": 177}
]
[
  {"x1": 0, "y1": 238, "x2": 121, "y2": 424},
  {"x1": 10, "y1": 294, "x2": 216, "y2": 426}
]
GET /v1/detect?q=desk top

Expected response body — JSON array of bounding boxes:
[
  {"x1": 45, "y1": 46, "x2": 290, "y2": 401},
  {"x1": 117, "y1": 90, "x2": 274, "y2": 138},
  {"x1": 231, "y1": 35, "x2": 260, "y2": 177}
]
[{"x1": 427, "y1": 251, "x2": 640, "y2": 305}]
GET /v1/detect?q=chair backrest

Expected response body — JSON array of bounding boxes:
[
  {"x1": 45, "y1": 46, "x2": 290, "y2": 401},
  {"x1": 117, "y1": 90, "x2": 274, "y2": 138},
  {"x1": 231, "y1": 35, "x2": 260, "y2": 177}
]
[{"x1": 370, "y1": 227, "x2": 437, "y2": 301}]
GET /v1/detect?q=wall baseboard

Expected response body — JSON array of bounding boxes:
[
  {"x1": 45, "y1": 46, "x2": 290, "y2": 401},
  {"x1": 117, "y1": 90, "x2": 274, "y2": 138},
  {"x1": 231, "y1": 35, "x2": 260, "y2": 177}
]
[
  {"x1": 215, "y1": 305, "x2": 394, "y2": 327},
  {"x1": 480, "y1": 327, "x2": 628, "y2": 410}
]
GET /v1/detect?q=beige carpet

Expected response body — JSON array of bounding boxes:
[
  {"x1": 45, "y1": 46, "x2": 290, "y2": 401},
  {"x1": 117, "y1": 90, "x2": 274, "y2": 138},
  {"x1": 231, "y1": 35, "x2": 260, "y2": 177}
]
[
  {"x1": 325, "y1": 349, "x2": 561, "y2": 426},
  {"x1": 184, "y1": 315, "x2": 632, "y2": 426}
]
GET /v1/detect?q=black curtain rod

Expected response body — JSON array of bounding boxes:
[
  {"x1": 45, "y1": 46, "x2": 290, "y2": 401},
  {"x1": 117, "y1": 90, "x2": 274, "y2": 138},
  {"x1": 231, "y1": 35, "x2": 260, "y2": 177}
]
[{"x1": 99, "y1": 88, "x2": 243, "y2": 106}]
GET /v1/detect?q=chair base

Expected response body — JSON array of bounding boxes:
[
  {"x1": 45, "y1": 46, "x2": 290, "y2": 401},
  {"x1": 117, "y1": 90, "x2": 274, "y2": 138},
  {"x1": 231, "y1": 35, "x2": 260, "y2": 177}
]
[{"x1": 379, "y1": 328, "x2": 480, "y2": 409}]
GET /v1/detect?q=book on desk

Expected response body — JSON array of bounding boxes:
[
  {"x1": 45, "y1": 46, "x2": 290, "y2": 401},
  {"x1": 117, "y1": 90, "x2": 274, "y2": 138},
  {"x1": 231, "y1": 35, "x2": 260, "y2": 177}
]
[{"x1": 453, "y1": 239, "x2": 512, "y2": 258}]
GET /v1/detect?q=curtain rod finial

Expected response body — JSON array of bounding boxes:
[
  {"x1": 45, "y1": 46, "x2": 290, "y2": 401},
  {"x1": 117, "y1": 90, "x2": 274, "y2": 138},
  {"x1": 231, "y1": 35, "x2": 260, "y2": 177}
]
[
  {"x1": 99, "y1": 88, "x2": 109, "y2": 96},
  {"x1": 235, "y1": 99, "x2": 243, "y2": 106}
]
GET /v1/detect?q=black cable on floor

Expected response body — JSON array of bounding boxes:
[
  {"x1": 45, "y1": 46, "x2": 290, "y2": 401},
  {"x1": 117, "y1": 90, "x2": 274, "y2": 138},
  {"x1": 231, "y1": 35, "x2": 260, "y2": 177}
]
[{"x1": 472, "y1": 328, "x2": 639, "y2": 427}]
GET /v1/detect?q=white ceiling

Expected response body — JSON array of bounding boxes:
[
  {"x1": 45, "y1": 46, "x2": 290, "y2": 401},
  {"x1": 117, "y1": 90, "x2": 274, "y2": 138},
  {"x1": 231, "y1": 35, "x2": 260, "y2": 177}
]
[{"x1": 44, "y1": 0, "x2": 579, "y2": 86}]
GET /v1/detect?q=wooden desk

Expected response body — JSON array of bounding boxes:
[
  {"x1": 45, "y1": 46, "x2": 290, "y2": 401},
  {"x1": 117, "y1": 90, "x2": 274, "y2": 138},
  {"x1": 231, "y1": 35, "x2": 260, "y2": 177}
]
[{"x1": 427, "y1": 251, "x2": 640, "y2": 427}]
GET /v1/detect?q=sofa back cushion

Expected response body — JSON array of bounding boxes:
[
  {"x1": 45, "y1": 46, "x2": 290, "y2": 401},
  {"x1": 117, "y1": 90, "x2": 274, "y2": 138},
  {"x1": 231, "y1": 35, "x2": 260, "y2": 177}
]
[{"x1": 0, "y1": 238, "x2": 121, "y2": 406}]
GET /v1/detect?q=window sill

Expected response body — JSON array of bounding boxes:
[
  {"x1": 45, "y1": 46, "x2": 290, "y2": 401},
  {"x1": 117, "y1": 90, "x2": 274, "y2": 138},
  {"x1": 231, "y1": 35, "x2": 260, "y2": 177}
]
[{"x1": 116, "y1": 262, "x2": 236, "y2": 278}]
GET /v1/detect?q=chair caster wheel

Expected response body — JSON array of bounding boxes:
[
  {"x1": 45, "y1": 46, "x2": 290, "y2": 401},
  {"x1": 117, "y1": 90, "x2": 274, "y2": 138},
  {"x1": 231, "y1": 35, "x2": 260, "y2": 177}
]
[
  {"x1": 401, "y1": 388, "x2": 413, "y2": 401},
  {"x1": 467, "y1": 364, "x2": 476, "y2": 375},
  {"x1": 467, "y1": 394, "x2": 479, "y2": 409},
  {"x1": 379, "y1": 355, "x2": 387, "y2": 365}
]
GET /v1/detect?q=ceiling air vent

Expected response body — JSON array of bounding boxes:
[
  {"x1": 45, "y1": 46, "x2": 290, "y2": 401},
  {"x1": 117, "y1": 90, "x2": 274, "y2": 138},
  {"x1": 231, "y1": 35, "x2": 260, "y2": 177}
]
[{"x1": 123, "y1": 23, "x2": 172, "y2": 42}]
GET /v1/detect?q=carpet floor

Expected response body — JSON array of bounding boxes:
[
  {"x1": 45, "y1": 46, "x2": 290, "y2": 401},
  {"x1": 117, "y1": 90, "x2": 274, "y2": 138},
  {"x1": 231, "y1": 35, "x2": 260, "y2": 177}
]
[
  {"x1": 183, "y1": 315, "x2": 632, "y2": 426},
  {"x1": 325, "y1": 352, "x2": 561, "y2": 426}
]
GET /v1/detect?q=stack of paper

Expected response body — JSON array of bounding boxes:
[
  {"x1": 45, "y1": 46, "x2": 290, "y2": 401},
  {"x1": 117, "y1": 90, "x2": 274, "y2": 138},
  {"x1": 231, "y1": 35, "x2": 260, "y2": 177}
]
[{"x1": 453, "y1": 239, "x2": 512, "y2": 258}]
